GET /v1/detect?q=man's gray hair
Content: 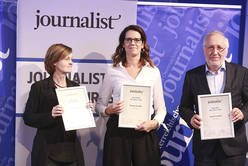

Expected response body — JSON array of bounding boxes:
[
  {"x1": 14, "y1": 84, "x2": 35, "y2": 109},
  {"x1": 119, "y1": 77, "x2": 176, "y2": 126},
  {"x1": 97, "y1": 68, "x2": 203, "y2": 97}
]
[{"x1": 203, "y1": 31, "x2": 229, "y2": 48}]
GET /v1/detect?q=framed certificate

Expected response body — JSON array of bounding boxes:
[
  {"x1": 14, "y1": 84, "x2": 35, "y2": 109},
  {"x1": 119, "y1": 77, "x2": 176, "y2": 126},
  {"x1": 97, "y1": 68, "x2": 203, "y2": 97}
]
[
  {"x1": 198, "y1": 93, "x2": 234, "y2": 140},
  {"x1": 56, "y1": 86, "x2": 96, "y2": 131},
  {"x1": 118, "y1": 84, "x2": 152, "y2": 128}
]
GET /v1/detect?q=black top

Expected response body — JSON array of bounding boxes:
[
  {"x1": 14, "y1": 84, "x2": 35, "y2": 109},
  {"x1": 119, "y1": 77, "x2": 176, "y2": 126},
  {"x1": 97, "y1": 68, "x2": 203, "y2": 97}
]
[{"x1": 24, "y1": 76, "x2": 85, "y2": 165}]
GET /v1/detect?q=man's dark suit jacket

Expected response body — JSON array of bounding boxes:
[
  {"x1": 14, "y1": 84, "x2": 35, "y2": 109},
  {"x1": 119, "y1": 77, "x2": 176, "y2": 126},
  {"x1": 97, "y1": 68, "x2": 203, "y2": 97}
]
[{"x1": 179, "y1": 61, "x2": 248, "y2": 157}]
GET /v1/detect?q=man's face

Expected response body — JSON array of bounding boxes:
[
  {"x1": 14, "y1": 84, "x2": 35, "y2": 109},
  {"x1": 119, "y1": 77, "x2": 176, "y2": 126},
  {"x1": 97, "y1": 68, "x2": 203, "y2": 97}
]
[{"x1": 203, "y1": 34, "x2": 228, "y2": 71}]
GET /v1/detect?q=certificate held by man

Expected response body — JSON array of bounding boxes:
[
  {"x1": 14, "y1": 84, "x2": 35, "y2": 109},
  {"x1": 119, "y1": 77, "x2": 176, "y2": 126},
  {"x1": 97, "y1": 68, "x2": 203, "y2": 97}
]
[
  {"x1": 198, "y1": 93, "x2": 234, "y2": 140},
  {"x1": 118, "y1": 84, "x2": 152, "y2": 128},
  {"x1": 56, "y1": 86, "x2": 95, "y2": 131}
]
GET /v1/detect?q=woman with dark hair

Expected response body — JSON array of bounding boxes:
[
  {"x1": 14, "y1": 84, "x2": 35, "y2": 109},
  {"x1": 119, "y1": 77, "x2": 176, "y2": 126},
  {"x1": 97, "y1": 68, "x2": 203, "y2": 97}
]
[
  {"x1": 24, "y1": 44, "x2": 85, "y2": 166},
  {"x1": 96, "y1": 25, "x2": 167, "y2": 166}
]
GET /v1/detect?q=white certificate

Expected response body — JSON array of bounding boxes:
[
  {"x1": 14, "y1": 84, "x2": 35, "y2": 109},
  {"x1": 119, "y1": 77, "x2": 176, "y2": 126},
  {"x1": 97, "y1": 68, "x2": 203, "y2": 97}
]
[
  {"x1": 56, "y1": 86, "x2": 95, "y2": 131},
  {"x1": 118, "y1": 84, "x2": 152, "y2": 128},
  {"x1": 198, "y1": 93, "x2": 234, "y2": 140}
]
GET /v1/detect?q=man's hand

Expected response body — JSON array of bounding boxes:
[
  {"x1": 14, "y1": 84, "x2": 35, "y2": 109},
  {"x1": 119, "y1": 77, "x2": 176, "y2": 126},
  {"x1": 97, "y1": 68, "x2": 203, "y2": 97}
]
[
  {"x1": 231, "y1": 108, "x2": 244, "y2": 122},
  {"x1": 190, "y1": 114, "x2": 202, "y2": 129}
]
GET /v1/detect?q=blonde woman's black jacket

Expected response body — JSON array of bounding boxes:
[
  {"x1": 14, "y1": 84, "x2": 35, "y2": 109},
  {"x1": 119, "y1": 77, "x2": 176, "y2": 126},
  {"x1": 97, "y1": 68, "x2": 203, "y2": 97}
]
[{"x1": 23, "y1": 76, "x2": 85, "y2": 166}]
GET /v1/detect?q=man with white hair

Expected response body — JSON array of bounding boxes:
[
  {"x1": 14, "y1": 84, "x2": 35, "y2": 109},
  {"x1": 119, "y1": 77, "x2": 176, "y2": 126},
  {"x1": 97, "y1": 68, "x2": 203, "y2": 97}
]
[{"x1": 179, "y1": 31, "x2": 248, "y2": 166}]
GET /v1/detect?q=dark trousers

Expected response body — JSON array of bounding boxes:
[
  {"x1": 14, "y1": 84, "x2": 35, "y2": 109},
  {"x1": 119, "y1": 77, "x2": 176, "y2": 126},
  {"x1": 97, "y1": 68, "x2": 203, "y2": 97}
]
[
  {"x1": 194, "y1": 142, "x2": 246, "y2": 166},
  {"x1": 103, "y1": 115, "x2": 161, "y2": 166},
  {"x1": 46, "y1": 157, "x2": 77, "y2": 166}
]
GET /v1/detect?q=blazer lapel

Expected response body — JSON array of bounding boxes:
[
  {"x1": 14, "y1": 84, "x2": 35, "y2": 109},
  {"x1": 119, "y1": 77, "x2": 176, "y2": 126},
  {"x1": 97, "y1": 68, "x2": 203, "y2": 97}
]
[
  {"x1": 199, "y1": 65, "x2": 211, "y2": 94},
  {"x1": 224, "y1": 62, "x2": 232, "y2": 93}
]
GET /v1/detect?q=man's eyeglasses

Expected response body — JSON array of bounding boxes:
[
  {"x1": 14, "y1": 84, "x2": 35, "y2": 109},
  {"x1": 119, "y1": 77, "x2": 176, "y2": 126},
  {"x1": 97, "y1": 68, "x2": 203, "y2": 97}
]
[
  {"x1": 205, "y1": 45, "x2": 226, "y2": 53},
  {"x1": 124, "y1": 38, "x2": 142, "y2": 44}
]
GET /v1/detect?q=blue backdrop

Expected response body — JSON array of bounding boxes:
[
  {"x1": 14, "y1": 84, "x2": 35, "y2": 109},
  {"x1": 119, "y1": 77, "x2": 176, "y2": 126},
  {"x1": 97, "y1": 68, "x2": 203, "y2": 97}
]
[{"x1": 0, "y1": 0, "x2": 16, "y2": 165}]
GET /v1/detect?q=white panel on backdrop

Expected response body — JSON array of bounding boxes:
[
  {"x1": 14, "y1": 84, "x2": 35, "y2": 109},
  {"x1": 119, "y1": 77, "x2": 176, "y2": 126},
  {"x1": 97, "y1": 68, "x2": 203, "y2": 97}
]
[
  {"x1": 16, "y1": 0, "x2": 137, "y2": 166},
  {"x1": 17, "y1": 0, "x2": 137, "y2": 59},
  {"x1": 15, "y1": 118, "x2": 36, "y2": 166}
]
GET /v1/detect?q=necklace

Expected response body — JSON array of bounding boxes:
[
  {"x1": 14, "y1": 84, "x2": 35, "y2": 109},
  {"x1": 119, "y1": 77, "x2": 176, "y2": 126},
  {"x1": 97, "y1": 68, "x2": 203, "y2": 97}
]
[{"x1": 54, "y1": 81, "x2": 67, "y2": 88}]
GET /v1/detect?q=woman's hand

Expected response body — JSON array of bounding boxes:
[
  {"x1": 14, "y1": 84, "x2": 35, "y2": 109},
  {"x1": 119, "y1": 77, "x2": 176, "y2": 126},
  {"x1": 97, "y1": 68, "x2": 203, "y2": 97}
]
[
  {"x1": 105, "y1": 101, "x2": 124, "y2": 115},
  {"x1": 135, "y1": 120, "x2": 159, "y2": 132},
  {"x1": 51, "y1": 105, "x2": 64, "y2": 118},
  {"x1": 88, "y1": 100, "x2": 95, "y2": 112}
]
